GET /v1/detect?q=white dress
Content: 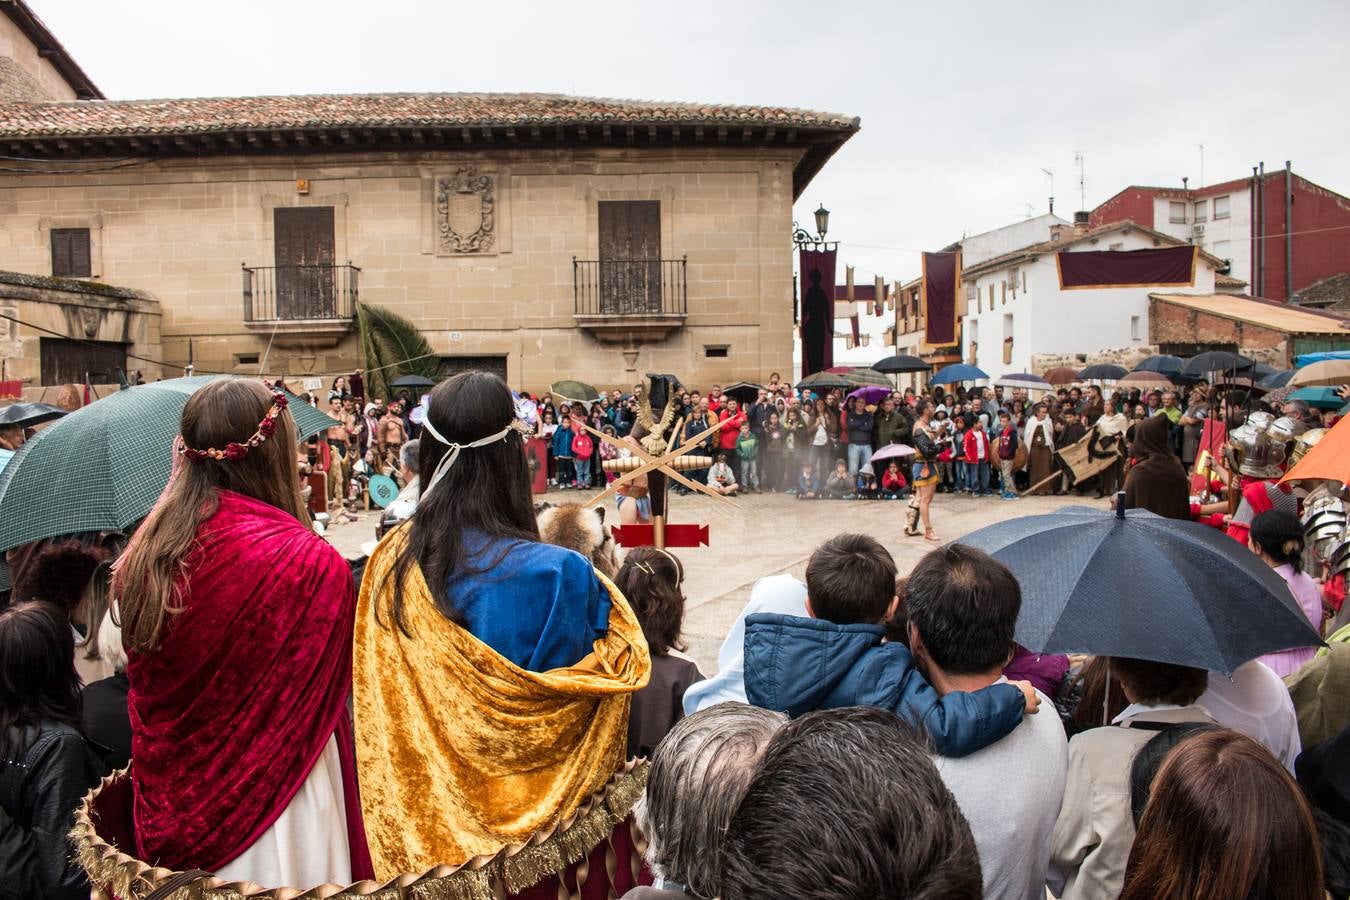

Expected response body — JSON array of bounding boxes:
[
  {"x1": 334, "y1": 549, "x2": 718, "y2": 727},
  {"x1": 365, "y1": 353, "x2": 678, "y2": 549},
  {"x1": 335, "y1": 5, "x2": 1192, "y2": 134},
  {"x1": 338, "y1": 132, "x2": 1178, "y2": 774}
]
[{"x1": 213, "y1": 733, "x2": 352, "y2": 889}]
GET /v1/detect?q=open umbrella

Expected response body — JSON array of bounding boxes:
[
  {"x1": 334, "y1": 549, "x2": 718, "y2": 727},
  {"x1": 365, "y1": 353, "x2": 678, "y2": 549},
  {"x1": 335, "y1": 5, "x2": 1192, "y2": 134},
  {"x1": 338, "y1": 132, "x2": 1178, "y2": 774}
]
[
  {"x1": 549, "y1": 380, "x2": 601, "y2": 403},
  {"x1": 870, "y1": 443, "x2": 918, "y2": 463},
  {"x1": 1288, "y1": 386, "x2": 1347, "y2": 410},
  {"x1": 0, "y1": 402, "x2": 67, "y2": 429},
  {"x1": 390, "y1": 374, "x2": 436, "y2": 389},
  {"x1": 0, "y1": 376, "x2": 338, "y2": 553},
  {"x1": 1041, "y1": 367, "x2": 1080, "y2": 386},
  {"x1": 957, "y1": 499, "x2": 1323, "y2": 673},
  {"x1": 930, "y1": 363, "x2": 988, "y2": 386},
  {"x1": 994, "y1": 372, "x2": 1051, "y2": 391},
  {"x1": 796, "y1": 371, "x2": 855, "y2": 391},
  {"x1": 843, "y1": 367, "x2": 894, "y2": 388},
  {"x1": 846, "y1": 385, "x2": 892, "y2": 405},
  {"x1": 1181, "y1": 350, "x2": 1253, "y2": 377},
  {"x1": 872, "y1": 354, "x2": 930, "y2": 374},
  {"x1": 1117, "y1": 371, "x2": 1174, "y2": 389},
  {"x1": 1282, "y1": 410, "x2": 1350, "y2": 487},
  {"x1": 722, "y1": 381, "x2": 765, "y2": 405},
  {"x1": 1290, "y1": 359, "x2": 1350, "y2": 388},
  {"x1": 1133, "y1": 355, "x2": 1185, "y2": 377},
  {"x1": 1258, "y1": 369, "x2": 1294, "y2": 389},
  {"x1": 1078, "y1": 363, "x2": 1128, "y2": 381}
]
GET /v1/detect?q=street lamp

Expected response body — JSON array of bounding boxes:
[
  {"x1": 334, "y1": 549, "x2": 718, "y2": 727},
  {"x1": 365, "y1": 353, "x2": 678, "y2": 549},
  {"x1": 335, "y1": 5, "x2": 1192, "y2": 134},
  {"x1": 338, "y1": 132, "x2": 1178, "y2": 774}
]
[{"x1": 793, "y1": 203, "x2": 836, "y2": 250}]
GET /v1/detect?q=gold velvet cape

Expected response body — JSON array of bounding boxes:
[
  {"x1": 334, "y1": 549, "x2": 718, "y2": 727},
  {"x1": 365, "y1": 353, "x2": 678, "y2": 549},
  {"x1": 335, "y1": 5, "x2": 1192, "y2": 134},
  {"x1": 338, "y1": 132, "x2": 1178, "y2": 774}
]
[{"x1": 353, "y1": 529, "x2": 651, "y2": 879}]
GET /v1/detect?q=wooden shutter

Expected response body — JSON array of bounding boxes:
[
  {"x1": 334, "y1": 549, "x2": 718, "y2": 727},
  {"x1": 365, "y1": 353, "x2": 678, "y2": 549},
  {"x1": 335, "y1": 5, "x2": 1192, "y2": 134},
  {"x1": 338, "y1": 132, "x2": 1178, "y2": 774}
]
[
  {"x1": 274, "y1": 207, "x2": 336, "y2": 319},
  {"x1": 51, "y1": 228, "x2": 92, "y2": 278},
  {"x1": 597, "y1": 201, "x2": 661, "y2": 314}
]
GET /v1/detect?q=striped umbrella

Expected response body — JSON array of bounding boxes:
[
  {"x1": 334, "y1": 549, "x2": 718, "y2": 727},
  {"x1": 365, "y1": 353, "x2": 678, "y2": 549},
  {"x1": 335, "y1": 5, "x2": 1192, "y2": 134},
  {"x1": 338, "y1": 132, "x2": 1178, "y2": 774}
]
[{"x1": 0, "y1": 376, "x2": 337, "y2": 552}]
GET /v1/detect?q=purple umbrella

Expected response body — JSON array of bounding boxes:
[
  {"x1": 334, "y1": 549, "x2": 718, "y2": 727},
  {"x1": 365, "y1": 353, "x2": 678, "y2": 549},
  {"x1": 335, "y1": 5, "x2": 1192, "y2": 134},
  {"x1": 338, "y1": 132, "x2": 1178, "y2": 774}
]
[
  {"x1": 870, "y1": 443, "x2": 918, "y2": 462},
  {"x1": 846, "y1": 385, "x2": 892, "y2": 405}
]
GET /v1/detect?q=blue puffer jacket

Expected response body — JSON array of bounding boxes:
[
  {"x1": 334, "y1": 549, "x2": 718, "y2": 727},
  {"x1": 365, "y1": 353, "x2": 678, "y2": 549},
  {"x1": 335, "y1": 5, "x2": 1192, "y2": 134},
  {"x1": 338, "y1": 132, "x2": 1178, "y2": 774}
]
[{"x1": 743, "y1": 612, "x2": 1025, "y2": 757}]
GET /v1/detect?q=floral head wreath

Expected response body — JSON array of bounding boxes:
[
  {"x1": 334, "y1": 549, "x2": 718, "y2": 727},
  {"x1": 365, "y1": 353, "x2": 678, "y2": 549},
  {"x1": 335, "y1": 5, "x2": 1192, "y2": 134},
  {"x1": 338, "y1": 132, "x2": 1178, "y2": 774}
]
[{"x1": 180, "y1": 389, "x2": 288, "y2": 462}]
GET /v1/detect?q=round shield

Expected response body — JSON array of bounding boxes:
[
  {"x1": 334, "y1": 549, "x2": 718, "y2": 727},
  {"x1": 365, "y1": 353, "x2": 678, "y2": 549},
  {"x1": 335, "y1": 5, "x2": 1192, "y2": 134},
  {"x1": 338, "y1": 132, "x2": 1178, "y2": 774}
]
[{"x1": 368, "y1": 474, "x2": 399, "y2": 509}]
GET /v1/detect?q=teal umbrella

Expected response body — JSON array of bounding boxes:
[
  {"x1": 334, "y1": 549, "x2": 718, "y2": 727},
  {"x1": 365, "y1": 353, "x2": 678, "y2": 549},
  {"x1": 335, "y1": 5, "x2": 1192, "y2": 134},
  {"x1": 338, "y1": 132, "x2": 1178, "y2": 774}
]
[
  {"x1": 1289, "y1": 386, "x2": 1347, "y2": 411},
  {"x1": 0, "y1": 376, "x2": 337, "y2": 552}
]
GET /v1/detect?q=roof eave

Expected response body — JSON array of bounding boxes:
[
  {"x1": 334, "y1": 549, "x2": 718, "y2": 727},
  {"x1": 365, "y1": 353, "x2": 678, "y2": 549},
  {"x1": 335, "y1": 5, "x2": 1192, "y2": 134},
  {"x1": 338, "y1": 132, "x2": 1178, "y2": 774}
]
[{"x1": 0, "y1": 0, "x2": 102, "y2": 99}]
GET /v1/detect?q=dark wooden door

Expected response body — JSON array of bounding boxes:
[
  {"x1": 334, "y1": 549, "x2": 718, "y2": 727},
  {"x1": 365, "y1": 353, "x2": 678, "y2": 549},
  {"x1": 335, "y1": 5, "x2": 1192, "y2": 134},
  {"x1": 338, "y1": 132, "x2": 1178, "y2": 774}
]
[
  {"x1": 39, "y1": 337, "x2": 126, "y2": 385},
  {"x1": 438, "y1": 355, "x2": 509, "y2": 381},
  {"x1": 274, "y1": 207, "x2": 335, "y2": 319},
  {"x1": 598, "y1": 201, "x2": 661, "y2": 314}
]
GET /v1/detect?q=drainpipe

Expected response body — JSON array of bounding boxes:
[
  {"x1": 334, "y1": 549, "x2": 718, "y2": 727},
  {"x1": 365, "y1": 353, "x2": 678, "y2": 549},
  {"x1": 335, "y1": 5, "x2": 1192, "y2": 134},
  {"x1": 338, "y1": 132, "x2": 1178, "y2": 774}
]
[
  {"x1": 1285, "y1": 162, "x2": 1294, "y2": 302},
  {"x1": 1250, "y1": 167, "x2": 1257, "y2": 294},
  {"x1": 1257, "y1": 162, "x2": 1266, "y2": 298}
]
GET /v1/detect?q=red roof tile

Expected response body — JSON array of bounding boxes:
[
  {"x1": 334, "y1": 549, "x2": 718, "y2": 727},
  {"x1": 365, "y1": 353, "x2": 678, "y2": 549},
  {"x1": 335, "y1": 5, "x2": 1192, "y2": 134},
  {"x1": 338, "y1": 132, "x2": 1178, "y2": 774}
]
[{"x1": 0, "y1": 92, "x2": 859, "y2": 138}]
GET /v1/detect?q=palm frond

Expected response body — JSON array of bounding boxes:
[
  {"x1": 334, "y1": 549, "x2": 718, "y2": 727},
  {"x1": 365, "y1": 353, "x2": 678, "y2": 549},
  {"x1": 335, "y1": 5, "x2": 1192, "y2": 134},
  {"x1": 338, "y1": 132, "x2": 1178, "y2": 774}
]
[{"x1": 355, "y1": 303, "x2": 438, "y2": 398}]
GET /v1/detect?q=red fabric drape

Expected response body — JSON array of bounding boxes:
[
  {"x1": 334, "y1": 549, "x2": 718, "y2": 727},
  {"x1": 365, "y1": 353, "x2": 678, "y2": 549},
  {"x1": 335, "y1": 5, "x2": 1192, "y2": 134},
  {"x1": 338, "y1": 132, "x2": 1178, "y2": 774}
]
[
  {"x1": 1056, "y1": 246, "x2": 1197, "y2": 289},
  {"x1": 922, "y1": 251, "x2": 961, "y2": 348},
  {"x1": 127, "y1": 490, "x2": 371, "y2": 877},
  {"x1": 799, "y1": 249, "x2": 836, "y2": 377}
]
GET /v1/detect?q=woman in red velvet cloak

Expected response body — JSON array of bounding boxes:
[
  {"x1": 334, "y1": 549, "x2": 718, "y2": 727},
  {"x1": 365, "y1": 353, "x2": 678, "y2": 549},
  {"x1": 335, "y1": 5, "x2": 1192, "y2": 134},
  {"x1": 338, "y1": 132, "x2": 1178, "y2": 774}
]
[{"x1": 114, "y1": 379, "x2": 371, "y2": 888}]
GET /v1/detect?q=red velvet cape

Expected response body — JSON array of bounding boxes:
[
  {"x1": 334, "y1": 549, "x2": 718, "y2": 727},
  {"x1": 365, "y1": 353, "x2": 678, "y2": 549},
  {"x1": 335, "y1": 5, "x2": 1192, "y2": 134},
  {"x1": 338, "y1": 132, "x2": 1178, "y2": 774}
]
[{"x1": 126, "y1": 489, "x2": 372, "y2": 878}]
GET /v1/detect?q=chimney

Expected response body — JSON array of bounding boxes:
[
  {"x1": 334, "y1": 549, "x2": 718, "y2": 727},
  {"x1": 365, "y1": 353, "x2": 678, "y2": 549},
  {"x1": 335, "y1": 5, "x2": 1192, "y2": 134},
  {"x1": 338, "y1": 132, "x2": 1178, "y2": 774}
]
[{"x1": 1073, "y1": 210, "x2": 1090, "y2": 236}]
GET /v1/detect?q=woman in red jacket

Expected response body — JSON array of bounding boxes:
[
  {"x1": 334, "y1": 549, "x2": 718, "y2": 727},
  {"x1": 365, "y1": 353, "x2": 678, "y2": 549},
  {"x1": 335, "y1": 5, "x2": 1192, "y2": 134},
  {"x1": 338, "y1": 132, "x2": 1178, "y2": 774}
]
[{"x1": 717, "y1": 398, "x2": 748, "y2": 483}]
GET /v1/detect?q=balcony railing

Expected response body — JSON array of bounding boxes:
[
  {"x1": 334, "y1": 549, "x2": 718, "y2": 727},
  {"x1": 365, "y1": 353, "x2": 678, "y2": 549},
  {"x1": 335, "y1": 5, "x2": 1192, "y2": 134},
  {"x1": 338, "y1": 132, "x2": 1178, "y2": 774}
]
[
  {"x1": 573, "y1": 256, "x2": 686, "y2": 317},
  {"x1": 242, "y1": 263, "x2": 359, "y2": 323}
]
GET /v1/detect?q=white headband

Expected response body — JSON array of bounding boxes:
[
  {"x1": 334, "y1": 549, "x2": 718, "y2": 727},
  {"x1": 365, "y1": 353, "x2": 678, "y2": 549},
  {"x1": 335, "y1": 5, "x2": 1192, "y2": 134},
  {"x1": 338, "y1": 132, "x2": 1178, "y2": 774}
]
[{"x1": 419, "y1": 416, "x2": 514, "y2": 498}]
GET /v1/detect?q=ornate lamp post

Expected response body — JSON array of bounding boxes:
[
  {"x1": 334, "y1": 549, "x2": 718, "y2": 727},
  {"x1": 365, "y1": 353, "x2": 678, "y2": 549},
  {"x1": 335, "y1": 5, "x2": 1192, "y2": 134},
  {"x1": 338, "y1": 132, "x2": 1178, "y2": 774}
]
[{"x1": 792, "y1": 203, "x2": 836, "y2": 250}]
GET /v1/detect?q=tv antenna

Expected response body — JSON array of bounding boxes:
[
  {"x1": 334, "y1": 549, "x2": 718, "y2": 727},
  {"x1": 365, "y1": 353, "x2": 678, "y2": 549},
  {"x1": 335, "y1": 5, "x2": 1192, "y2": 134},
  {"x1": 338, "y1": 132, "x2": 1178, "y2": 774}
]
[
  {"x1": 1198, "y1": 143, "x2": 1205, "y2": 187},
  {"x1": 1041, "y1": 167, "x2": 1054, "y2": 214},
  {"x1": 1074, "y1": 151, "x2": 1086, "y2": 211}
]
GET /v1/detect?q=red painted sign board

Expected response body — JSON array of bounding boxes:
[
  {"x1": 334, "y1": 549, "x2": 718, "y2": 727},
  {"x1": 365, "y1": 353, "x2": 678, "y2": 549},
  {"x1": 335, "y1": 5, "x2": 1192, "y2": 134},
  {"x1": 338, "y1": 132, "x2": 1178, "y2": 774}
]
[{"x1": 612, "y1": 523, "x2": 710, "y2": 548}]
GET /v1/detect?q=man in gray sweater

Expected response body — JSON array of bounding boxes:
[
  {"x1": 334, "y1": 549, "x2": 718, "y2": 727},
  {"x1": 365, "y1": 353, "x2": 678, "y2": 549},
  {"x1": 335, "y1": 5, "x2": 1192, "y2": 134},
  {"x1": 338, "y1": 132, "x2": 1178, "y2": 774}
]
[{"x1": 906, "y1": 544, "x2": 1069, "y2": 900}]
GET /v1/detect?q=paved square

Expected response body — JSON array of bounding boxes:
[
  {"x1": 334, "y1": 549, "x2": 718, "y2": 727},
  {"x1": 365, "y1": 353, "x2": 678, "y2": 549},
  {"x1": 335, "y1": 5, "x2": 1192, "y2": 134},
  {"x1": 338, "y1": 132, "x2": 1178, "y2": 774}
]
[{"x1": 327, "y1": 490, "x2": 1091, "y2": 672}]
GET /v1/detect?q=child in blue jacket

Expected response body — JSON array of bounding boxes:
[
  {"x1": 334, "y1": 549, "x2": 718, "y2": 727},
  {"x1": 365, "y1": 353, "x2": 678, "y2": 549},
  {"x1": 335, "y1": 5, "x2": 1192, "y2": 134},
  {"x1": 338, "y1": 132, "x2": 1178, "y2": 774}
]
[{"x1": 743, "y1": 532, "x2": 1039, "y2": 757}]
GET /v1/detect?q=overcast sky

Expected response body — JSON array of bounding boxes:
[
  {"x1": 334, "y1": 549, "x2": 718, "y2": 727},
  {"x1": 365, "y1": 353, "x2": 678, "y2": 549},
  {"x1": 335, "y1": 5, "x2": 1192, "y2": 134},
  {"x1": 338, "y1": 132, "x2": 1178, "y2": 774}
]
[{"x1": 36, "y1": 0, "x2": 1350, "y2": 284}]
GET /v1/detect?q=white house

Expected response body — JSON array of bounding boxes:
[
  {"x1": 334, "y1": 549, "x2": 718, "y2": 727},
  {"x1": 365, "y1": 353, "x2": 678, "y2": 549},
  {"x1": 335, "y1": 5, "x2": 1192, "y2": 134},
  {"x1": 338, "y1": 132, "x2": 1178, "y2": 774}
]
[
  {"x1": 959, "y1": 220, "x2": 1224, "y2": 378},
  {"x1": 955, "y1": 213, "x2": 1069, "y2": 267}
]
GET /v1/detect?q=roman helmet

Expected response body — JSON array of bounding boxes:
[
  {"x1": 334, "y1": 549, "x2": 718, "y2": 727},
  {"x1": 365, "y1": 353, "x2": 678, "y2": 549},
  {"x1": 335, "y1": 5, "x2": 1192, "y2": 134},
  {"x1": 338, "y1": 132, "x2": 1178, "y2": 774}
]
[{"x1": 1227, "y1": 411, "x2": 1288, "y2": 479}]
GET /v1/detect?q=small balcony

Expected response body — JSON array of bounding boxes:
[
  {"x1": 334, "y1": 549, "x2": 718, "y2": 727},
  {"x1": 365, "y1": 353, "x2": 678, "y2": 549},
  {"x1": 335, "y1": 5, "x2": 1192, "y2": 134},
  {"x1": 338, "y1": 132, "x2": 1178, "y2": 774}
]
[
  {"x1": 573, "y1": 256, "x2": 687, "y2": 343},
  {"x1": 242, "y1": 263, "x2": 359, "y2": 346}
]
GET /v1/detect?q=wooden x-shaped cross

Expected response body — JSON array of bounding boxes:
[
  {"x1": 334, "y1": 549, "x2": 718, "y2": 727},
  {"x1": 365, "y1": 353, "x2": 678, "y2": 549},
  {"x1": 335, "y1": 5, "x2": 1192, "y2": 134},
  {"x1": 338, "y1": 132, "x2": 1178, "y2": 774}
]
[{"x1": 576, "y1": 417, "x2": 739, "y2": 510}]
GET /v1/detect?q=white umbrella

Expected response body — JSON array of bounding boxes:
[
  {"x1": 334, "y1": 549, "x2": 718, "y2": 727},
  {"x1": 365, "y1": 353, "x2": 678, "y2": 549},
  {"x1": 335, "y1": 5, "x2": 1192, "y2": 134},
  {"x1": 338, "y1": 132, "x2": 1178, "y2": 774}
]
[{"x1": 994, "y1": 372, "x2": 1052, "y2": 392}]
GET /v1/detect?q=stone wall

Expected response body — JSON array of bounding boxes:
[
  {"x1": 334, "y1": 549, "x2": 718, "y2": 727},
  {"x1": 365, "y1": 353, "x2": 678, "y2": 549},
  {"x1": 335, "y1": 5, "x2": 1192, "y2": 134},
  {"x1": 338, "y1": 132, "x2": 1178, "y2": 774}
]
[
  {"x1": 0, "y1": 147, "x2": 798, "y2": 393},
  {"x1": 0, "y1": 271, "x2": 162, "y2": 399},
  {"x1": 1148, "y1": 298, "x2": 1291, "y2": 366},
  {"x1": 0, "y1": 13, "x2": 78, "y2": 101}
]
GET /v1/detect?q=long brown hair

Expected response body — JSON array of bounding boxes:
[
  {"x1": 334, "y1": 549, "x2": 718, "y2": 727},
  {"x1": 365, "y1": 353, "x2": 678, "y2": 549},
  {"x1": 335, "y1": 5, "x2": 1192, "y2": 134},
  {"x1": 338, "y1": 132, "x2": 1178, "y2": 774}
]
[
  {"x1": 115, "y1": 379, "x2": 307, "y2": 652},
  {"x1": 614, "y1": 546, "x2": 686, "y2": 655},
  {"x1": 1120, "y1": 729, "x2": 1325, "y2": 900}
]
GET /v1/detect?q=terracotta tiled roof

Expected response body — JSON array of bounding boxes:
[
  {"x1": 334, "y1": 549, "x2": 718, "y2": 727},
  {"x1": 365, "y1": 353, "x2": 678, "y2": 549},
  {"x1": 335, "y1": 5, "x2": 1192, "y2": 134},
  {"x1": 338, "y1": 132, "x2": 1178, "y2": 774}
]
[{"x1": 0, "y1": 92, "x2": 858, "y2": 137}]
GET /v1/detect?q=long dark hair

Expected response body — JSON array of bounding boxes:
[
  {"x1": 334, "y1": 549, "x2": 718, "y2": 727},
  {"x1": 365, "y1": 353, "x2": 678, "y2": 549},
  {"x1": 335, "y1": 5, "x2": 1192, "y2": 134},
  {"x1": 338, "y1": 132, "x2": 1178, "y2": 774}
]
[
  {"x1": 115, "y1": 379, "x2": 307, "y2": 652},
  {"x1": 0, "y1": 601, "x2": 83, "y2": 758},
  {"x1": 385, "y1": 372, "x2": 537, "y2": 635}
]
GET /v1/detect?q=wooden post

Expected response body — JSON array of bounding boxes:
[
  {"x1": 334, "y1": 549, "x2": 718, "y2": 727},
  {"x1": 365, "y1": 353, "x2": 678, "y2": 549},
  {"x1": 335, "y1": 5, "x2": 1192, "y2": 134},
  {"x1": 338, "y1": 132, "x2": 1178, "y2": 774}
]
[{"x1": 649, "y1": 470, "x2": 668, "y2": 549}]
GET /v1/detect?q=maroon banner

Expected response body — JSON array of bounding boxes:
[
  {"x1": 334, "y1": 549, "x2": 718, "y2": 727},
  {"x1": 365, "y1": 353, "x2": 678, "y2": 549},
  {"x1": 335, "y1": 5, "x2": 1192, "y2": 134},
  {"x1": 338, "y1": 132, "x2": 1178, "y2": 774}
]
[
  {"x1": 799, "y1": 248, "x2": 836, "y2": 377},
  {"x1": 922, "y1": 251, "x2": 961, "y2": 349},
  {"x1": 612, "y1": 523, "x2": 710, "y2": 548},
  {"x1": 1057, "y1": 245, "x2": 1197, "y2": 290}
]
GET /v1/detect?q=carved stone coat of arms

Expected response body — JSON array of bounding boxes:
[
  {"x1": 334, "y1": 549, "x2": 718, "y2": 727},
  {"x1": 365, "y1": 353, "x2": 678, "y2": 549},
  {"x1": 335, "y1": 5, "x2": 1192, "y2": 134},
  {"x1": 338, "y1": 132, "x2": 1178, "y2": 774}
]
[{"x1": 435, "y1": 168, "x2": 495, "y2": 254}]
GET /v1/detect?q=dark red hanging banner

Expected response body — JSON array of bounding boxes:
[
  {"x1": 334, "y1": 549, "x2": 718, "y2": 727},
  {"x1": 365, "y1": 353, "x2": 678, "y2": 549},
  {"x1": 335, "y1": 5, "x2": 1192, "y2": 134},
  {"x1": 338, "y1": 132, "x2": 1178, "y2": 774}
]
[
  {"x1": 922, "y1": 251, "x2": 961, "y2": 349},
  {"x1": 799, "y1": 248, "x2": 836, "y2": 377},
  {"x1": 1056, "y1": 245, "x2": 1197, "y2": 290}
]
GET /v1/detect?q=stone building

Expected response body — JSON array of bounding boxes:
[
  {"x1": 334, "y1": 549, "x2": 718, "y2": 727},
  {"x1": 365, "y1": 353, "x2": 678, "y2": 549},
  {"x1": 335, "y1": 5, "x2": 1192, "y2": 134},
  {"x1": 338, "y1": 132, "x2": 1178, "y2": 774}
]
[
  {"x1": 0, "y1": 6, "x2": 859, "y2": 396},
  {"x1": 1147, "y1": 292, "x2": 1350, "y2": 367}
]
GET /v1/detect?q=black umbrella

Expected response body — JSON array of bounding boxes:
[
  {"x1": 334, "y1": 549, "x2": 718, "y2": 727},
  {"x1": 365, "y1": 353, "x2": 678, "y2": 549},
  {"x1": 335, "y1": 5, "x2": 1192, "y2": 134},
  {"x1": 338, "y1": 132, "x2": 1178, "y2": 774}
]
[
  {"x1": 1132, "y1": 355, "x2": 1185, "y2": 377},
  {"x1": 0, "y1": 402, "x2": 67, "y2": 429},
  {"x1": 722, "y1": 381, "x2": 765, "y2": 405},
  {"x1": 1181, "y1": 350, "x2": 1253, "y2": 376},
  {"x1": 957, "y1": 498, "x2": 1323, "y2": 674},
  {"x1": 872, "y1": 354, "x2": 930, "y2": 374},
  {"x1": 1078, "y1": 363, "x2": 1128, "y2": 380},
  {"x1": 795, "y1": 371, "x2": 855, "y2": 391},
  {"x1": 1257, "y1": 369, "x2": 1294, "y2": 389},
  {"x1": 390, "y1": 374, "x2": 436, "y2": 389},
  {"x1": 1251, "y1": 363, "x2": 1279, "y2": 379}
]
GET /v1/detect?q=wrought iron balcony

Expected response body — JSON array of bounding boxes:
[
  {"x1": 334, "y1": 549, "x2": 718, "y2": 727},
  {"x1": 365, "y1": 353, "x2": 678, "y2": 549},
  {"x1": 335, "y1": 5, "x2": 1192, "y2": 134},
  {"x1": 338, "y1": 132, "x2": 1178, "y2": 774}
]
[
  {"x1": 572, "y1": 256, "x2": 686, "y2": 343},
  {"x1": 242, "y1": 263, "x2": 359, "y2": 346}
]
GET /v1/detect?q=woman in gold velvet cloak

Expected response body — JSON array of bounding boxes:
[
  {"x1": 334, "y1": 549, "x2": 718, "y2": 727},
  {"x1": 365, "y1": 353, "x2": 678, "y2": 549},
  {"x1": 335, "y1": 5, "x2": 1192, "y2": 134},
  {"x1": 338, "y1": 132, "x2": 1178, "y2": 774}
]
[{"x1": 354, "y1": 372, "x2": 650, "y2": 878}]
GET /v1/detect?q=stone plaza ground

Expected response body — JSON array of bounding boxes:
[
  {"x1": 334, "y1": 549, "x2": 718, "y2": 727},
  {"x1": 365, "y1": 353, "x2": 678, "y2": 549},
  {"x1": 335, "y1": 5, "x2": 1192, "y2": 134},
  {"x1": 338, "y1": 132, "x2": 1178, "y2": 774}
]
[{"x1": 326, "y1": 488, "x2": 1090, "y2": 673}]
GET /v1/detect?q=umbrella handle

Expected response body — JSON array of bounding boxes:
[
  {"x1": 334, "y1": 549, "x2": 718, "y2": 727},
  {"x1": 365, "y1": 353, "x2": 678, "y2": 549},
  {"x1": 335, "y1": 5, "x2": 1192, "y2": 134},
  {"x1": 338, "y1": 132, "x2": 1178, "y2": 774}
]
[{"x1": 1115, "y1": 491, "x2": 1126, "y2": 519}]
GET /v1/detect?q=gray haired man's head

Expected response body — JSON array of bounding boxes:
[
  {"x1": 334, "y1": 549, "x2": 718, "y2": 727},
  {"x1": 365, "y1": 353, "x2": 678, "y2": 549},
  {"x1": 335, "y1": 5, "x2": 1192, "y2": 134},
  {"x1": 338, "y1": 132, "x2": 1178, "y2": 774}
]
[
  {"x1": 399, "y1": 439, "x2": 420, "y2": 475},
  {"x1": 635, "y1": 702, "x2": 786, "y2": 898}
]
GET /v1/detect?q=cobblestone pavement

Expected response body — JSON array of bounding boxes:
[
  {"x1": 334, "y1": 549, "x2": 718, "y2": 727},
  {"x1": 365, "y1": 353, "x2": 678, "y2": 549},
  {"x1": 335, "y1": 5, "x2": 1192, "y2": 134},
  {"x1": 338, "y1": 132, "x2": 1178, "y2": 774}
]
[{"x1": 324, "y1": 489, "x2": 1096, "y2": 673}]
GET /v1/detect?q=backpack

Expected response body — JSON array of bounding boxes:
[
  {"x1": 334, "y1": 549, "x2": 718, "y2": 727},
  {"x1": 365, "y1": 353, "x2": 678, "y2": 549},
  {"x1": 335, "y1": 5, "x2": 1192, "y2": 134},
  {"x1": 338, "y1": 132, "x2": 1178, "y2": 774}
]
[{"x1": 572, "y1": 430, "x2": 593, "y2": 457}]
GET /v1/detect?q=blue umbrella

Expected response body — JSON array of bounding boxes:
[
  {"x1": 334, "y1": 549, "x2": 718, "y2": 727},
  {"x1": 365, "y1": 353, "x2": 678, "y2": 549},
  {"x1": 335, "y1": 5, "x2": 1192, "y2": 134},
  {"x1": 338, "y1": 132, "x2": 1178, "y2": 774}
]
[
  {"x1": 1289, "y1": 386, "x2": 1347, "y2": 410},
  {"x1": 1257, "y1": 369, "x2": 1294, "y2": 389},
  {"x1": 957, "y1": 498, "x2": 1322, "y2": 674},
  {"x1": 931, "y1": 363, "x2": 988, "y2": 385}
]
